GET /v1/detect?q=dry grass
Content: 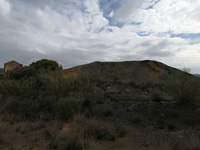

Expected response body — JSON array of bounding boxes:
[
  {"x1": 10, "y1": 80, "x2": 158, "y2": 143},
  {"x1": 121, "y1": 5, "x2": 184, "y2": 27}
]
[
  {"x1": 60, "y1": 115, "x2": 126, "y2": 150},
  {"x1": 183, "y1": 131, "x2": 200, "y2": 150},
  {"x1": 0, "y1": 120, "x2": 63, "y2": 150},
  {"x1": 141, "y1": 133, "x2": 178, "y2": 150},
  {"x1": 0, "y1": 116, "x2": 200, "y2": 150},
  {"x1": 0, "y1": 120, "x2": 8, "y2": 144},
  {"x1": 145, "y1": 62, "x2": 162, "y2": 72},
  {"x1": 71, "y1": 115, "x2": 125, "y2": 140},
  {"x1": 62, "y1": 68, "x2": 80, "y2": 78}
]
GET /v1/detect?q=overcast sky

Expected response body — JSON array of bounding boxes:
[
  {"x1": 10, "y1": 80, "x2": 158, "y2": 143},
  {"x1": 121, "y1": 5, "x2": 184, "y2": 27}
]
[{"x1": 0, "y1": 0, "x2": 200, "y2": 73}]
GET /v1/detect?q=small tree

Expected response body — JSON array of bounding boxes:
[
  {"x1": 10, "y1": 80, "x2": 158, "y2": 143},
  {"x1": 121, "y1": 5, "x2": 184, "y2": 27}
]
[{"x1": 30, "y1": 59, "x2": 60, "y2": 72}]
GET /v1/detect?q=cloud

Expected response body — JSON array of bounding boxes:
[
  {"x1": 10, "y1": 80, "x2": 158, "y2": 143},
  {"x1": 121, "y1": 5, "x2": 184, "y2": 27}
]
[
  {"x1": 142, "y1": 40, "x2": 173, "y2": 57},
  {"x1": 0, "y1": 0, "x2": 200, "y2": 74},
  {"x1": 0, "y1": 0, "x2": 11, "y2": 16},
  {"x1": 114, "y1": 0, "x2": 145, "y2": 21},
  {"x1": 130, "y1": 0, "x2": 200, "y2": 34}
]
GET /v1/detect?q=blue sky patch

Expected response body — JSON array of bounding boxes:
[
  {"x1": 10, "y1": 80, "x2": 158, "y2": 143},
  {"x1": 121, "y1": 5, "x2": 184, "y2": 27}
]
[
  {"x1": 99, "y1": 0, "x2": 122, "y2": 18},
  {"x1": 170, "y1": 33, "x2": 200, "y2": 39},
  {"x1": 145, "y1": 0, "x2": 161, "y2": 10},
  {"x1": 137, "y1": 32, "x2": 151, "y2": 36},
  {"x1": 128, "y1": 22, "x2": 142, "y2": 26}
]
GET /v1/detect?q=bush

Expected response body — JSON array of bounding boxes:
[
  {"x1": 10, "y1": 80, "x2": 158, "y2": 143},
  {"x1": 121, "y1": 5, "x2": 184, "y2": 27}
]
[
  {"x1": 152, "y1": 90, "x2": 163, "y2": 102},
  {"x1": 63, "y1": 135, "x2": 84, "y2": 150},
  {"x1": 17, "y1": 98, "x2": 40, "y2": 118},
  {"x1": 0, "y1": 121, "x2": 7, "y2": 144},
  {"x1": 0, "y1": 77, "x2": 41, "y2": 97},
  {"x1": 167, "y1": 72, "x2": 200, "y2": 104},
  {"x1": 70, "y1": 115, "x2": 126, "y2": 141},
  {"x1": 9, "y1": 66, "x2": 37, "y2": 80},
  {"x1": 54, "y1": 98, "x2": 82, "y2": 120},
  {"x1": 41, "y1": 72, "x2": 103, "y2": 101},
  {"x1": 48, "y1": 141, "x2": 59, "y2": 149},
  {"x1": 30, "y1": 59, "x2": 60, "y2": 72},
  {"x1": 0, "y1": 73, "x2": 4, "y2": 80}
]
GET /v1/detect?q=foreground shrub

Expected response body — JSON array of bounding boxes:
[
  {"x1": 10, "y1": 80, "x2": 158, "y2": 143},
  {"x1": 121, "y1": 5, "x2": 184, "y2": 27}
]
[
  {"x1": 9, "y1": 66, "x2": 37, "y2": 80},
  {"x1": 0, "y1": 77, "x2": 41, "y2": 97},
  {"x1": 0, "y1": 121, "x2": 8, "y2": 144},
  {"x1": 70, "y1": 115, "x2": 125, "y2": 141},
  {"x1": 184, "y1": 131, "x2": 200, "y2": 150},
  {"x1": 17, "y1": 98, "x2": 40, "y2": 118},
  {"x1": 5, "y1": 96, "x2": 84, "y2": 120},
  {"x1": 54, "y1": 98, "x2": 82, "y2": 121},
  {"x1": 61, "y1": 115, "x2": 125, "y2": 150},
  {"x1": 63, "y1": 134, "x2": 85, "y2": 150}
]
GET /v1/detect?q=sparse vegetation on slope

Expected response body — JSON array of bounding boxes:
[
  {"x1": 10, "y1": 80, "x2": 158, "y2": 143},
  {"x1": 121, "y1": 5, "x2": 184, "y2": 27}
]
[{"x1": 1, "y1": 59, "x2": 200, "y2": 149}]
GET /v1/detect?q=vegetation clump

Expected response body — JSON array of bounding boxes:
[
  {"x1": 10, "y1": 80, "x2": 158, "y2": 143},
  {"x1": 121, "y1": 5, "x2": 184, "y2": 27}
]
[{"x1": 167, "y1": 71, "x2": 200, "y2": 104}]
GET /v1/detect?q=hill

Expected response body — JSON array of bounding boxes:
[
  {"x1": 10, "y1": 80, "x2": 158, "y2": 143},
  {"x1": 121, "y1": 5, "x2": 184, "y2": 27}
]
[
  {"x1": 64, "y1": 60, "x2": 199, "y2": 102},
  {"x1": 74, "y1": 60, "x2": 180, "y2": 85}
]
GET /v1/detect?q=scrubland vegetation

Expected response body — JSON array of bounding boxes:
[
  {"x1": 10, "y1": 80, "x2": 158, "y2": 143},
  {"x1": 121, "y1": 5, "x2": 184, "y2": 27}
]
[{"x1": 0, "y1": 59, "x2": 200, "y2": 149}]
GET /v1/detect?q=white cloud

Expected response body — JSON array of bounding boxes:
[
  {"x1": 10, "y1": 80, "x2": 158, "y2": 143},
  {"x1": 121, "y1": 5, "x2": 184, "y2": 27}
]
[
  {"x1": 128, "y1": 0, "x2": 200, "y2": 34},
  {"x1": 0, "y1": 0, "x2": 11, "y2": 16},
  {"x1": 109, "y1": 10, "x2": 114, "y2": 17},
  {"x1": 0, "y1": 0, "x2": 200, "y2": 73}
]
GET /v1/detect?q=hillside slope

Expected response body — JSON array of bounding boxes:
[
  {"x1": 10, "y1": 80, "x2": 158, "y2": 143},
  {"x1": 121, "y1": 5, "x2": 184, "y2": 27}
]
[
  {"x1": 74, "y1": 60, "x2": 182, "y2": 85},
  {"x1": 64, "y1": 60, "x2": 193, "y2": 86},
  {"x1": 63, "y1": 60, "x2": 200, "y2": 102}
]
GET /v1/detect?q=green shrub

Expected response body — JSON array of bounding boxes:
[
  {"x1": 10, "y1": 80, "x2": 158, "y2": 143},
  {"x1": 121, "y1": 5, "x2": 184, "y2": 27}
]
[
  {"x1": 18, "y1": 98, "x2": 40, "y2": 118},
  {"x1": 0, "y1": 77, "x2": 41, "y2": 97},
  {"x1": 152, "y1": 90, "x2": 163, "y2": 102},
  {"x1": 48, "y1": 141, "x2": 59, "y2": 149},
  {"x1": 84, "y1": 86, "x2": 104, "y2": 103},
  {"x1": 30, "y1": 59, "x2": 60, "y2": 72},
  {"x1": 41, "y1": 72, "x2": 103, "y2": 101},
  {"x1": 0, "y1": 121, "x2": 7, "y2": 144},
  {"x1": 168, "y1": 123, "x2": 177, "y2": 131},
  {"x1": 54, "y1": 98, "x2": 82, "y2": 120},
  {"x1": 0, "y1": 73, "x2": 4, "y2": 80},
  {"x1": 167, "y1": 72, "x2": 200, "y2": 104},
  {"x1": 9, "y1": 66, "x2": 37, "y2": 80},
  {"x1": 0, "y1": 79, "x2": 21, "y2": 95}
]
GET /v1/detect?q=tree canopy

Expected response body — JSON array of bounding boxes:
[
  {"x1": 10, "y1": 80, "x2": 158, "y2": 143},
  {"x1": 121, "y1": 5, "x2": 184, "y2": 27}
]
[{"x1": 30, "y1": 59, "x2": 60, "y2": 71}]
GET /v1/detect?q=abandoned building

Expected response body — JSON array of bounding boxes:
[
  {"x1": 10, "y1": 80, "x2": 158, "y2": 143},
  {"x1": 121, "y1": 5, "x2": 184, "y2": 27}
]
[{"x1": 4, "y1": 60, "x2": 23, "y2": 76}]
